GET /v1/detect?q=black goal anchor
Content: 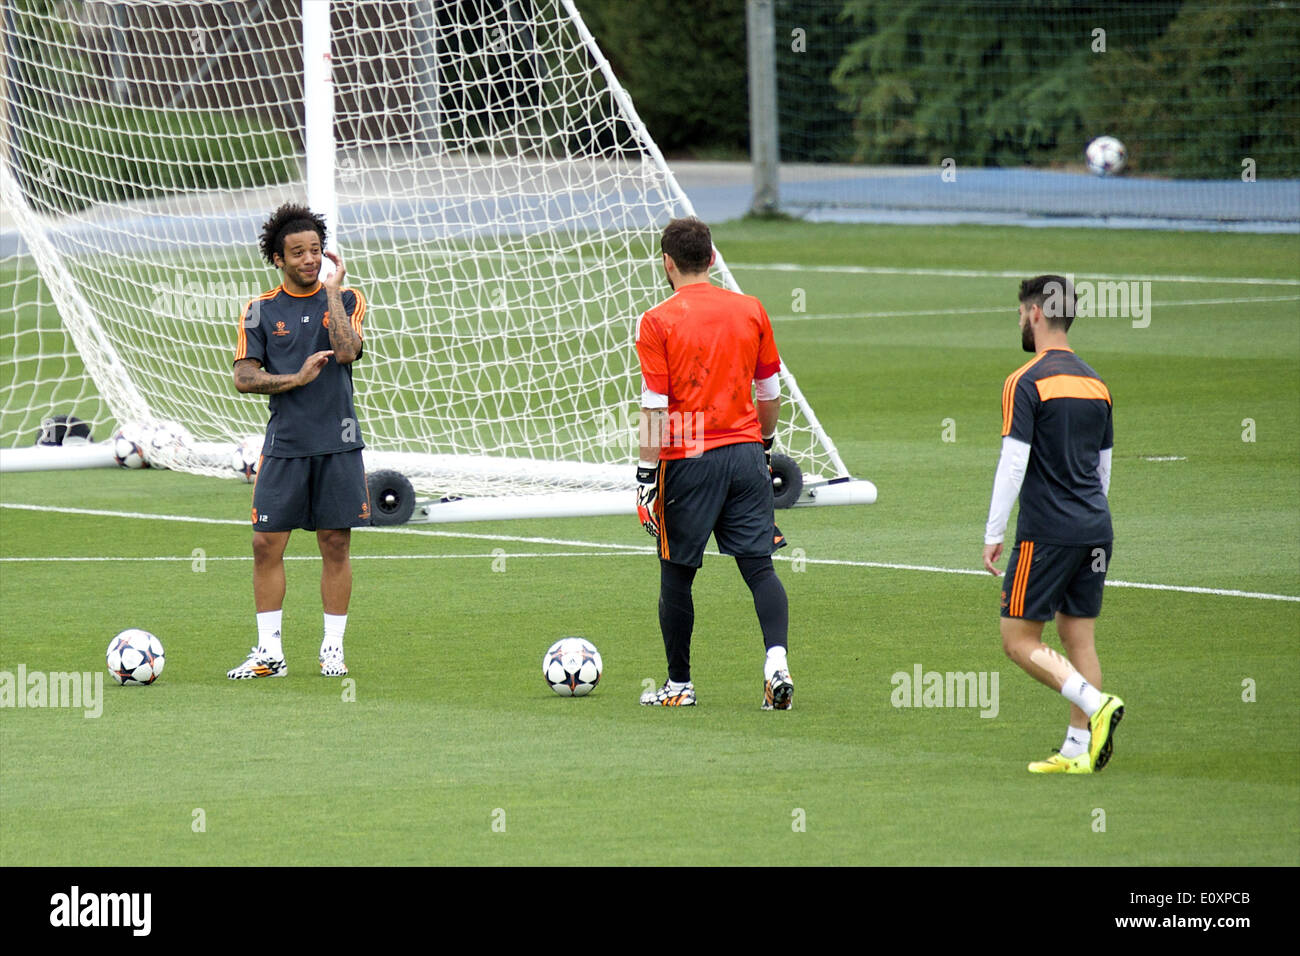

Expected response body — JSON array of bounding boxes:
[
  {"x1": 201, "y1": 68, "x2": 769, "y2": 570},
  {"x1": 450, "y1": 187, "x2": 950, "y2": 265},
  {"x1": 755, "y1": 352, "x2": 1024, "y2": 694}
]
[
  {"x1": 366, "y1": 469, "x2": 416, "y2": 525},
  {"x1": 769, "y1": 453, "x2": 803, "y2": 509}
]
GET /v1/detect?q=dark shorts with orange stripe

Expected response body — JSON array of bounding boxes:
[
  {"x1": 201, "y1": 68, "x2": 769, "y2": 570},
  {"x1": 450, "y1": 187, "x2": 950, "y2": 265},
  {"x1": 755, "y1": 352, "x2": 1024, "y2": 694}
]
[
  {"x1": 251, "y1": 450, "x2": 372, "y2": 533},
  {"x1": 657, "y1": 441, "x2": 777, "y2": 568},
  {"x1": 1001, "y1": 540, "x2": 1112, "y2": 621}
]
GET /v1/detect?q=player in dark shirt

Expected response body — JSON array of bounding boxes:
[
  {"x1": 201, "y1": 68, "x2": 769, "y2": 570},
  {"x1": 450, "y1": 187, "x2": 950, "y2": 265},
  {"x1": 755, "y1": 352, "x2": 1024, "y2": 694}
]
[
  {"x1": 983, "y1": 275, "x2": 1125, "y2": 773},
  {"x1": 227, "y1": 204, "x2": 370, "y2": 680}
]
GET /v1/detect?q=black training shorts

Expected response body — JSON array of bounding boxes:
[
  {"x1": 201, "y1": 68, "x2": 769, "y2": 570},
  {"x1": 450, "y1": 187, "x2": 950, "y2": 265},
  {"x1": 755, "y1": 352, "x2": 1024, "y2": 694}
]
[
  {"x1": 251, "y1": 449, "x2": 372, "y2": 532},
  {"x1": 658, "y1": 441, "x2": 778, "y2": 568},
  {"x1": 1001, "y1": 540, "x2": 1112, "y2": 621}
]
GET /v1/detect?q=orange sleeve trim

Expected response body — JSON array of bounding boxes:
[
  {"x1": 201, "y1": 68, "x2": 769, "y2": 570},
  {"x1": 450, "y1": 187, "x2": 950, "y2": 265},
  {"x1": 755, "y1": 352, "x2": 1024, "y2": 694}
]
[
  {"x1": 1034, "y1": 374, "x2": 1111, "y2": 404},
  {"x1": 348, "y1": 287, "x2": 366, "y2": 337},
  {"x1": 235, "y1": 288, "x2": 279, "y2": 361},
  {"x1": 234, "y1": 299, "x2": 253, "y2": 360}
]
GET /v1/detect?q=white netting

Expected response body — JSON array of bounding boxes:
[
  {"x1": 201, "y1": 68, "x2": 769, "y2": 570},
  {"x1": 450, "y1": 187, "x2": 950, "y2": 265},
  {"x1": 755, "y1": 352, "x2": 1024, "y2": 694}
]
[{"x1": 1, "y1": 0, "x2": 849, "y2": 496}]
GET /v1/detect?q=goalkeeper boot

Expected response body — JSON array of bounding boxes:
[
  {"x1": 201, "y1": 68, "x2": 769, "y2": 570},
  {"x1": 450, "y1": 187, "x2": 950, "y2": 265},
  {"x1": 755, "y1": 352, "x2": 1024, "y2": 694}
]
[
  {"x1": 762, "y1": 669, "x2": 793, "y2": 710},
  {"x1": 227, "y1": 646, "x2": 287, "y2": 680},
  {"x1": 1027, "y1": 751, "x2": 1092, "y2": 774},
  {"x1": 640, "y1": 679, "x2": 696, "y2": 707},
  {"x1": 318, "y1": 647, "x2": 348, "y2": 677},
  {"x1": 1089, "y1": 694, "x2": 1125, "y2": 771}
]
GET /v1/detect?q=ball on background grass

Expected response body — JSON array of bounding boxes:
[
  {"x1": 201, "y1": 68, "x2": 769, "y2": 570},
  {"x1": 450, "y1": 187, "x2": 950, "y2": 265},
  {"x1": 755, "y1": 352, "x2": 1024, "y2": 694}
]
[
  {"x1": 543, "y1": 637, "x2": 602, "y2": 697},
  {"x1": 106, "y1": 629, "x2": 165, "y2": 685}
]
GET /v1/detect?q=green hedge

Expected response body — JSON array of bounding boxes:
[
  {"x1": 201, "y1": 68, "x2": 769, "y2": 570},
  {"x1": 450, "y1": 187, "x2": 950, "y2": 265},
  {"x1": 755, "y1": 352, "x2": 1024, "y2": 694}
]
[
  {"x1": 574, "y1": 0, "x2": 749, "y2": 156},
  {"x1": 832, "y1": 0, "x2": 1300, "y2": 177},
  {"x1": 13, "y1": 105, "x2": 299, "y2": 215}
]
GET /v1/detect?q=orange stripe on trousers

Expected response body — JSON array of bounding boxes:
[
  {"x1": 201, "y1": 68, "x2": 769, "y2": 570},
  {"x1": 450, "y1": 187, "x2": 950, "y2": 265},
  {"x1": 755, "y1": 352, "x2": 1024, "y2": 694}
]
[{"x1": 1011, "y1": 541, "x2": 1034, "y2": 617}]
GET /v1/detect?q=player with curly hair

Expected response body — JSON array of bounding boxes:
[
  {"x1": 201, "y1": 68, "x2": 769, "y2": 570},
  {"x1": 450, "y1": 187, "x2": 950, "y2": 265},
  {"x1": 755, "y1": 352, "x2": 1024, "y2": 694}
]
[{"x1": 228, "y1": 203, "x2": 370, "y2": 680}]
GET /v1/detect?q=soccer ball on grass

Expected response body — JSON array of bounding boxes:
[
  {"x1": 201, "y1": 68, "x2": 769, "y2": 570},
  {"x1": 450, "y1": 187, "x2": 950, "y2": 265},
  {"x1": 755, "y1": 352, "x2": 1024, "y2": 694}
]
[
  {"x1": 543, "y1": 637, "x2": 602, "y2": 697},
  {"x1": 230, "y1": 434, "x2": 263, "y2": 482},
  {"x1": 106, "y1": 629, "x2": 165, "y2": 685},
  {"x1": 111, "y1": 426, "x2": 148, "y2": 469},
  {"x1": 144, "y1": 420, "x2": 193, "y2": 469}
]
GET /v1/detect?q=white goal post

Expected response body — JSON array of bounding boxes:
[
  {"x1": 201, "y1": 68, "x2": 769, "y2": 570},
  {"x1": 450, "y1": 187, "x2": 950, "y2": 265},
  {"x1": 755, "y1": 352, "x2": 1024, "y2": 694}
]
[{"x1": 0, "y1": 0, "x2": 875, "y2": 516}]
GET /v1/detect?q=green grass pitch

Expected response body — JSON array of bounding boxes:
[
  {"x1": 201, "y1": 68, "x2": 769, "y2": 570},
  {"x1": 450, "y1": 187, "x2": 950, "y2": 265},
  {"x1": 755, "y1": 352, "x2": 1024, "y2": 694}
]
[{"x1": 1, "y1": 221, "x2": 1297, "y2": 866}]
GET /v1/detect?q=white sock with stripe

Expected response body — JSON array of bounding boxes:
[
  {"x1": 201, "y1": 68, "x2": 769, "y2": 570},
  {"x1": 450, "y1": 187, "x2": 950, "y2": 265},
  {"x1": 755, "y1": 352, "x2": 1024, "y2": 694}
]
[
  {"x1": 1060, "y1": 724, "x2": 1091, "y2": 759},
  {"x1": 1060, "y1": 673, "x2": 1103, "y2": 717}
]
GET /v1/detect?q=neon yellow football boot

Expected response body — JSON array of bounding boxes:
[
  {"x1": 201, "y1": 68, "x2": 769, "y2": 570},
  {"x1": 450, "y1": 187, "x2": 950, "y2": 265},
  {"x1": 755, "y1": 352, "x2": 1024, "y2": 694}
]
[
  {"x1": 1028, "y1": 751, "x2": 1092, "y2": 774},
  {"x1": 1089, "y1": 694, "x2": 1126, "y2": 771}
]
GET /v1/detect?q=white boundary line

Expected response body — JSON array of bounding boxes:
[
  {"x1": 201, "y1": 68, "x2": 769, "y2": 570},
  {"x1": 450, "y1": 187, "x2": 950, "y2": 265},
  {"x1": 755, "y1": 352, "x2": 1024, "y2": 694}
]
[
  {"x1": 769, "y1": 294, "x2": 1300, "y2": 323},
  {"x1": 3, "y1": 502, "x2": 1297, "y2": 604},
  {"x1": 728, "y1": 262, "x2": 1300, "y2": 286}
]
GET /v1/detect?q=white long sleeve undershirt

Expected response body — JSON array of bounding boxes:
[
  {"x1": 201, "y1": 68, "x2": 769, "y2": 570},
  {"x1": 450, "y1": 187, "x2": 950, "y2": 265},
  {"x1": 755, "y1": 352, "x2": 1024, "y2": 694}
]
[
  {"x1": 984, "y1": 440, "x2": 1113, "y2": 544},
  {"x1": 984, "y1": 436, "x2": 1031, "y2": 546}
]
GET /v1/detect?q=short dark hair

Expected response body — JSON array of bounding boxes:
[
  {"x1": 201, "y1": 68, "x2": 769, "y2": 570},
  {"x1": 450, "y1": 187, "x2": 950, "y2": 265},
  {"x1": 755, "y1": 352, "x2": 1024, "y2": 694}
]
[
  {"x1": 259, "y1": 203, "x2": 326, "y2": 266},
  {"x1": 660, "y1": 217, "x2": 713, "y2": 274},
  {"x1": 1019, "y1": 274, "x2": 1075, "y2": 330}
]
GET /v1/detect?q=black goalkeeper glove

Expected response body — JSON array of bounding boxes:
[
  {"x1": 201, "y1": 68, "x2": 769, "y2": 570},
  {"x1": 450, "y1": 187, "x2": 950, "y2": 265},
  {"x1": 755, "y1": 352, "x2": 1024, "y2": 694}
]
[
  {"x1": 763, "y1": 435, "x2": 774, "y2": 471},
  {"x1": 636, "y1": 463, "x2": 660, "y2": 538}
]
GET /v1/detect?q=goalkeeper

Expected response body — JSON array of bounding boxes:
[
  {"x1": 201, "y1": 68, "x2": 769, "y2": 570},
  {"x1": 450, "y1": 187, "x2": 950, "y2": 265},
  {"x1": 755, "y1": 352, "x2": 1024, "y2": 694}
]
[
  {"x1": 228, "y1": 203, "x2": 370, "y2": 681},
  {"x1": 634, "y1": 216, "x2": 791, "y2": 710}
]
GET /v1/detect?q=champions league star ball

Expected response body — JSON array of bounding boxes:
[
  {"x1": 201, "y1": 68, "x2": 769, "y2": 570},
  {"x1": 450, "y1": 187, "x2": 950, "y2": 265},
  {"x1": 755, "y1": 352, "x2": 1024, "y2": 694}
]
[
  {"x1": 543, "y1": 637, "x2": 602, "y2": 697},
  {"x1": 144, "y1": 421, "x2": 193, "y2": 469},
  {"x1": 230, "y1": 435, "x2": 263, "y2": 483},
  {"x1": 1086, "y1": 135, "x2": 1127, "y2": 176},
  {"x1": 106, "y1": 629, "x2": 165, "y2": 686},
  {"x1": 111, "y1": 428, "x2": 148, "y2": 469}
]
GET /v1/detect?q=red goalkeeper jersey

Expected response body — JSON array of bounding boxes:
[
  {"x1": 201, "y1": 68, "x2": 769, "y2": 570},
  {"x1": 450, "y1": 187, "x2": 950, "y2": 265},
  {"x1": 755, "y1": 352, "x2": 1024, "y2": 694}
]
[{"x1": 635, "y1": 282, "x2": 782, "y2": 460}]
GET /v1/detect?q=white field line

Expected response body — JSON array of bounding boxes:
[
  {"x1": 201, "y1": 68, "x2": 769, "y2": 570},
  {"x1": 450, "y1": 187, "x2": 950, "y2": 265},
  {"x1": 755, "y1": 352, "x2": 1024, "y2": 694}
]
[
  {"x1": 769, "y1": 294, "x2": 1300, "y2": 323},
  {"x1": 3, "y1": 502, "x2": 1297, "y2": 604},
  {"x1": 728, "y1": 262, "x2": 1300, "y2": 286}
]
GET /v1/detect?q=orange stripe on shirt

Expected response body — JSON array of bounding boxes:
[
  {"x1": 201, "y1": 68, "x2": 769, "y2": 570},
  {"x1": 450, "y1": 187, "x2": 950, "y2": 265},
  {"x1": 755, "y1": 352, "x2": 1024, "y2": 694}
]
[
  {"x1": 1001, "y1": 353, "x2": 1047, "y2": 436},
  {"x1": 1034, "y1": 374, "x2": 1111, "y2": 404}
]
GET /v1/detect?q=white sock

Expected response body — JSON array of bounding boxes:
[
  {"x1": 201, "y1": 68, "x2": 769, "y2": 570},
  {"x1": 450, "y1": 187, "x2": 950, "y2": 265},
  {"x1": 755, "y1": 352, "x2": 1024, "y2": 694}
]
[
  {"x1": 764, "y1": 645, "x2": 788, "y2": 681},
  {"x1": 1061, "y1": 724, "x2": 1091, "y2": 759},
  {"x1": 257, "y1": 611, "x2": 283, "y2": 657},
  {"x1": 667, "y1": 678, "x2": 691, "y2": 691},
  {"x1": 322, "y1": 613, "x2": 347, "y2": 654},
  {"x1": 1060, "y1": 673, "x2": 1103, "y2": 716}
]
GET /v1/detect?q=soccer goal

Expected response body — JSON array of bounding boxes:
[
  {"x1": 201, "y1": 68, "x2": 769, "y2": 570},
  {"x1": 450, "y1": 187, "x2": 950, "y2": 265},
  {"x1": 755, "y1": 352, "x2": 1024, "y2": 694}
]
[{"x1": 0, "y1": 0, "x2": 875, "y2": 520}]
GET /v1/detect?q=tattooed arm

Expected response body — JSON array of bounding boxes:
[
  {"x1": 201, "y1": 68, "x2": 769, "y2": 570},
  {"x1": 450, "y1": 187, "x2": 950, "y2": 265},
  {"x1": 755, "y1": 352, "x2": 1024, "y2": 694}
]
[
  {"x1": 234, "y1": 354, "x2": 333, "y2": 394},
  {"x1": 323, "y1": 252, "x2": 362, "y2": 365}
]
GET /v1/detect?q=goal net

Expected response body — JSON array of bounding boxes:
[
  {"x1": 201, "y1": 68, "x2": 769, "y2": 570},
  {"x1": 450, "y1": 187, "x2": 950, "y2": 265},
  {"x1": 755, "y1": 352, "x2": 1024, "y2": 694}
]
[{"x1": 1, "y1": 0, "x2": 854, "y2": 501}]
